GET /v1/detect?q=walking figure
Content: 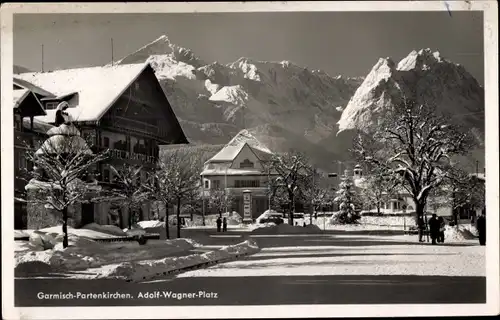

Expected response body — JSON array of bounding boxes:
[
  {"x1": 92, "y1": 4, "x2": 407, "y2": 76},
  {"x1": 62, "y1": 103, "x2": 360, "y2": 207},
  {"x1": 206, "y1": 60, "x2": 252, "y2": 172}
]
[
  {"x1": 428, "y1": 214, "x2": 440, "y2": 245},
  {"x1": 417, "y1": 216, "x2": 425, "y2": 242},
  {"x1": 216, "y1": 216, "x2": 222, "y2": 232},
  {"x1": 222, "y1": 217, "x2": 228, "y2": 232},
  {"x1": 437, "y1": 216, "x2": 446, "y2": 243},
  {"x1": 477, "y1": 212, "x2": 486, "y2": 246}
]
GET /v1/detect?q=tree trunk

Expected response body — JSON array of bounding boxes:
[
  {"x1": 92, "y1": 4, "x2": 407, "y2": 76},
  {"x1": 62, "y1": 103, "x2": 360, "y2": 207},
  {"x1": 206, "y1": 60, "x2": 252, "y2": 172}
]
[
  {"x1": 165, "y1": 202, "x2": 170, "y2": 240},
  {"x1": 176, "y1": 197, "x2": 181, "y2": 239},
  {"x1": 376, "y1": 203, "x2": 381, "y2": 215},
  {"x1": 128, "y1": 203, "x2": 132, "y2": 229},
  {"x1": 62, "y1": 207, "x2": 69, "y2": 248},
  {"x1": 415, "y1": 200, "x2": 425, "y2": 219}
]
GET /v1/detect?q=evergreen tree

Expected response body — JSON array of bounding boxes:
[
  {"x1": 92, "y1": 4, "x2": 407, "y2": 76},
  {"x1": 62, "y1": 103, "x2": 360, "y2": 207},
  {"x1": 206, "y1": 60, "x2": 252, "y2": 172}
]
[{"x1": 331, "y1": 172, "x2": 361, "y2": 224}]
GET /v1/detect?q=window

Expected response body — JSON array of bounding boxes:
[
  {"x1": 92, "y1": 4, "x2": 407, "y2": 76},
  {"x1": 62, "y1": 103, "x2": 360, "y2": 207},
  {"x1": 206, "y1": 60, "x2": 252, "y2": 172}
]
[
  {"x1": 103, "y1": 169, "x2": 110, "y2": 182},
  {"x1": 211, "y1": 180, "x2": 221, "y2": 189},
  {"x1": 103, "y1": 137, "x2": 110, "y2": 148},
  {"x1": 235, "y1": 180, "x2": 260, "y2": 188},
  {"x1": 204, "y1": 180, "x2": 209, "y2": 189},
  {"x1": 45, "y1": 102, "x2": 59, "y2": 110},
  {"x1": 14, "y1": 114, "x2": 22, "y2": 131},
  {"x1": 240, "y1": 159, "x2": 254, "y2": 169},
  {"x1": 18, "y1": 154, "x2": 27, "y2": 170}
]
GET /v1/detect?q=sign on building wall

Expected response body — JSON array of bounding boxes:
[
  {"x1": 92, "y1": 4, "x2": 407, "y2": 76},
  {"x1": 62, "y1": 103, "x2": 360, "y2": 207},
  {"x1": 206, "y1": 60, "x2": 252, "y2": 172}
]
[{"x1": 243, "y1": 190, "x2": 252, "y2": 223}]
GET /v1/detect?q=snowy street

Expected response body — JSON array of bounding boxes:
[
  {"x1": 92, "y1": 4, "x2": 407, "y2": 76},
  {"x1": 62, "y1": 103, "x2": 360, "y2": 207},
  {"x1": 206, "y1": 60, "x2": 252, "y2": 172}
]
[{"x1": 14, "y1": 229, "x2": 486, "y2": 306}]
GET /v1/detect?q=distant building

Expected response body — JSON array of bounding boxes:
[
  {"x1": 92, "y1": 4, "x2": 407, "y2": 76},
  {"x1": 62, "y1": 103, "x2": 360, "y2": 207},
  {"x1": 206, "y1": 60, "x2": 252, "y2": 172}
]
[
  {"x1": 200, "y1": 130, "x2": 277, "y2": 220},
  {"x1": 352, "y1": 165, "x2": 486, "y2": 218},
  {"x1": 14, "y1": 62, "x2": 188, "y2": 229}
]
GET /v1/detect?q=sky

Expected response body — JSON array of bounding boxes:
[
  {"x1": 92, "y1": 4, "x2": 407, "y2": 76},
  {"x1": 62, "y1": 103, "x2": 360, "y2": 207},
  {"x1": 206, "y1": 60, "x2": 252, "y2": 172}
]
[{"x1": 13, "y1": 11, "x2": 484, "y2": 83}]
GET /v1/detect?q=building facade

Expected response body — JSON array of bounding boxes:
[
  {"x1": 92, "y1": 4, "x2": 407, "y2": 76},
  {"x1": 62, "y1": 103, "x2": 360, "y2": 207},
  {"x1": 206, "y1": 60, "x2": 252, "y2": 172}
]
[
  {"x1": 13, "y1": 88, "x2": 52, "y2": 229},
  {"x1": 14, "y1": 62, "x2": 188, "y2": 229},
  {"x1": 200, "y1": 131, "x2": 277, "y2": 220}
]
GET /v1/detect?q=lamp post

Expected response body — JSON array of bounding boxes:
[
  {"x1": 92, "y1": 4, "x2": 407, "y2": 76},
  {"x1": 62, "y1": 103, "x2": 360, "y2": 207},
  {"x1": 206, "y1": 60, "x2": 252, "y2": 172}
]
[{"x1": 201, "y1": 173, "x2": 206, "y2": 226}]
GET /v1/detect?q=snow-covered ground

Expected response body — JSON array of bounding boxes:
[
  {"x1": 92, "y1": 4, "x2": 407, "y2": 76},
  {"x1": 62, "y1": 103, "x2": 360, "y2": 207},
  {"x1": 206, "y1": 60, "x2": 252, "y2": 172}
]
[
  {"x1": 178, "y1": 234, "x2": 484, "y2": 278},
  {"x1": 251, "y1": 223, "x2": 323, "y2": 235}
]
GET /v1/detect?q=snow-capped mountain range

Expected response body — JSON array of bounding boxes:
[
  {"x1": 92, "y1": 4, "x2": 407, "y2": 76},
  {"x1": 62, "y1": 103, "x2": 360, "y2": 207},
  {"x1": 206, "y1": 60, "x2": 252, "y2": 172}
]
[{"x1": 116, "y1": 35, "x2": 484, "y2": 171}]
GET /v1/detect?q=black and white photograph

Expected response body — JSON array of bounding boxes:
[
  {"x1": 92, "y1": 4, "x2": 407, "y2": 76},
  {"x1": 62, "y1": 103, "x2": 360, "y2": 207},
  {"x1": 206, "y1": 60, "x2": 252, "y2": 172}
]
[{"x1": 1, "y1": 1, "x2": 498, "y2": 319}]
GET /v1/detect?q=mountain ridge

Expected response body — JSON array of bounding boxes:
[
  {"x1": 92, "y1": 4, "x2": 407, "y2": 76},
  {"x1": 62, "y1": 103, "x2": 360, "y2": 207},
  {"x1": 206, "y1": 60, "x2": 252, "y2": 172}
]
[{"x1": 116, "y1": 36, "x2": 484, "y2": 171}]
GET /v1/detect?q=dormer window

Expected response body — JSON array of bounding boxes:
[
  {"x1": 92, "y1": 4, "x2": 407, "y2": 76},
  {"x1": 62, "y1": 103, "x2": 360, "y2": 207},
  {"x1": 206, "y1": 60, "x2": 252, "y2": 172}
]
[
  {"x1": 45, "y1": 102, "x2": 59, "y2": 110},
  {"x1": 240, "y1": 159, "x2": 254, "y2": 169}
]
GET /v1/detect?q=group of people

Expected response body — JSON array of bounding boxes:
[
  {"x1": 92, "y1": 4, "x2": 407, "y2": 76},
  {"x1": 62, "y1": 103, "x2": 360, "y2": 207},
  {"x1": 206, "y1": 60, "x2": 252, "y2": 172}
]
[
  {"x1": 418, "y1": 213, "x2": 487, "y2": 246},
  {"x1": 216, "y1": 216, "x2": 228, "y2": 232},
  {"x1": 418, "y1": 214, "x2": 446, "y2": 244}
]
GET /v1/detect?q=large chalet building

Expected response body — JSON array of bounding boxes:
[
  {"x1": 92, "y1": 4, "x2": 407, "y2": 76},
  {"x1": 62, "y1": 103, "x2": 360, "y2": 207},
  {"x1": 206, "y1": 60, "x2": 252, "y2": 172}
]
[{"x1": 14, "y1": 62, "x2": 188, "y2": 229}]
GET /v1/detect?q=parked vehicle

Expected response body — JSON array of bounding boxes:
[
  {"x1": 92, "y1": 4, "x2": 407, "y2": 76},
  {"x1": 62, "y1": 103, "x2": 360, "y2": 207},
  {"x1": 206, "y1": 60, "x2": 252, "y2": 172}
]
[{"x1": 256, "y1": 210, "x2": 285, "y2": 224}]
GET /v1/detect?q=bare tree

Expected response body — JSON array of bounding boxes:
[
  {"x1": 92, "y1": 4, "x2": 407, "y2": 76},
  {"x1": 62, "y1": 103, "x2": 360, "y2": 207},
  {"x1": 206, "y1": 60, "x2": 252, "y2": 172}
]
[
  {"x1": 429, "y1": 167, "x2": 486, "y2": 227},
  {"x1": 359, "y1": 168, "x2": 400, "y2": 215},
  {"x1": 156, "y1": 149, "x2": 203, "y2": 238},
  {"x1": 24, "y1": 125, "x2": 108, "y2": 248},
  {"x1": 353, "y1": 99, "x2": 475, "y2": 220},
  {"x1": 301, "y1": 170, "x2": 335, "y2": 223},
  {"x1": 145, "y1": 163, "x2": 173, "y2": 239},
  {"x1": 108, "y1": 164, "x2": 149, "y2": 229},
  {"x1": 208, "y1": 187, "x2": 235, "y2": 219},
  {"x1": 265, "y1": 150, "x2": 313, "y2": 225},
  {"x1": 266, "y1": 178, "x2": 290, "y2": 213}
]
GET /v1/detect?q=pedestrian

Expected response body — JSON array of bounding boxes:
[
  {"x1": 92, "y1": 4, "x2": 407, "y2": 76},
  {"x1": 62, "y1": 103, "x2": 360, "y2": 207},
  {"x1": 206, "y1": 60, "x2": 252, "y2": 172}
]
[
  {"x1": 216, "y1": 216, "x2": 222, "y2": 232},
  {"x1": 417, "y1": 215, "x2": 425, "y2": 242},
  {"x1": 437, "y1": 216, "x2": 446, "y2": 243},
  {"x1": 222, "y1": 217, "x2": 228, "y2": 232},
  {"x1": 428, "y1": 214, "x2": 440, "y2": 245},
  {"x1": 476, "y1": 212, "x2": 486, "y2": 246}
]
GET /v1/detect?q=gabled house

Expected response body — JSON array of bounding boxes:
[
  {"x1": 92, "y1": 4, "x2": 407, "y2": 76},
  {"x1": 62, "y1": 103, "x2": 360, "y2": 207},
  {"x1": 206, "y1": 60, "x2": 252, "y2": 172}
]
[
  {"x1": 201, "y1": 130, "x2": 276, "y2": 220},
  {"x1": 14, "y1": 62, "x2": 189, "y2": 229}
]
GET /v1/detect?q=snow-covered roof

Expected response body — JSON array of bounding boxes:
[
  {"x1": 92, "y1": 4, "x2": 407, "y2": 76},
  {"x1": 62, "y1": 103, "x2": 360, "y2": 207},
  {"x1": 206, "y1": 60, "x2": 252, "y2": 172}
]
[
  {"x1": 15, "y1": 63, "x2": 150, "y2": 123},
  {"x1": 13, "y1": 89, "x2": 29, "y2": 108},
  {"x1": 22, "y1": 117, "x2": 54, "y2": 134},
  {"x1": 13, "y1": 88, "x2": 47, "y2": 116},
  {"x1": 209, "y1": 144, "x2": 246, "y2": 162},
  {"x1": 206, "y1": 129, "x2": 273, "y2": 164},
  {"x1": 201, "y1": 168, "x2": 269, "y2": 176},
  {"x1": 13, "y1": 77, "x2": 55, "y2": 97}
]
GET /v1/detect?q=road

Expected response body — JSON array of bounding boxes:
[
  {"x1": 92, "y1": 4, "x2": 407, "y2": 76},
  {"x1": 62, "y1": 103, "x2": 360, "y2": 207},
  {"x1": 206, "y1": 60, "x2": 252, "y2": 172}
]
[{"x1": 14, "y1": 227, "x2": 486, "y2": 306}]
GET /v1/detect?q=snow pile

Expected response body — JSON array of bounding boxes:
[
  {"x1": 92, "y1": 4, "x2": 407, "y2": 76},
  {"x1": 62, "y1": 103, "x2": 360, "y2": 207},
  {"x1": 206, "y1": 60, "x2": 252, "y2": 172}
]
[
  {"x1": 15, "y1": 234, "x2": 198, "y2": 277},
  {"x1": 137, "y1": 220, "x2": 164, "y2": 229},
  {"x1": 39, "y1": 225, "x2": 125, "y2": 240},
  {"x1": 14, "y1": 229, "x2": 34, "y2": 239},
  {"x1": 444, "y1": 225, "x2": 477, "y2": 242},
  {"x1": 251, "y1": 223, "x2": 323, "y2": 235},
  {"x1": 82, "y1": 223, "x2": 127, "y2": 237},
  {"x1": 91, "y1": 239, "x2": 260, "y2": 281},
  {"x1": 361, "y1": 216, "x2": 417, "y2": 227}
]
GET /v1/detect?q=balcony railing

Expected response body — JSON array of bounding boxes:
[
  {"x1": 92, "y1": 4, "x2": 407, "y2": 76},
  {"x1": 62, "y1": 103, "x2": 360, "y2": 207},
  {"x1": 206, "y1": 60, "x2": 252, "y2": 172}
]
[
  {"x1": 107, "y1": 148, "x2": 157, "y2": 164},
  {"x1": 92, "y1": 146, "x2": 157, "y2": 164}
]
